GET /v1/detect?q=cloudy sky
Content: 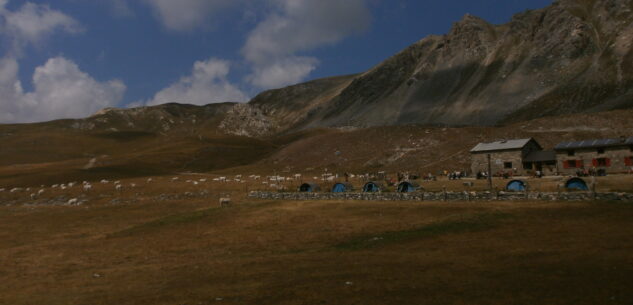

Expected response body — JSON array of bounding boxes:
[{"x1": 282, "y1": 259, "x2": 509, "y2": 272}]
[{"x1": 0, "y1": 0, "x2": 552, "y2": 123}]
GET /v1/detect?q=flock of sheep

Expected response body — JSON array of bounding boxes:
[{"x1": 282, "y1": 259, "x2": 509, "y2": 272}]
[{"x1": 0, "y1": 172, "x2": 373, "y2": 207}]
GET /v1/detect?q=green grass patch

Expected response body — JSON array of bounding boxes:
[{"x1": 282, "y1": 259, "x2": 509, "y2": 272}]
[
  {"x1": 335, "y1": 212, "x2": 510, "y2": 251},
  {"x1": 108, "y1": 208, "x2": 222, "y2": 238}
]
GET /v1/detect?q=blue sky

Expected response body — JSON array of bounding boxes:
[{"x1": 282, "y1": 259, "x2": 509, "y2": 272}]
[{"x1": 0, "y1": 0, "x2": 552, "y2": 123}]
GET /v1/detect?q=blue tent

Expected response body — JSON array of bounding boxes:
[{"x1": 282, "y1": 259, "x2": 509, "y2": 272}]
[
  {"x1": 332, "y1": 182, "x2": 353, "y2": 193},
  {"x1": 363, "y1": 182, "x2": 382, "y2": 192},
  {"x1": 397, "y1": 181, "x2": 419, "y2": 193},
  {"x1": 565, "y1": 178, "x2": 589, "y2": 191},
  {"x1": 506, "y1": 180, "x2": 527, "y2": 191},
  {"x1": 299, "y1": 183, "x2": 320, "y2": 192}
]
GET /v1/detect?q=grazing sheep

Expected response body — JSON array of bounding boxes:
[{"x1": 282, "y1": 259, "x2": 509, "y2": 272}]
[
  {"x1": 115, "y1": 184, "x2": 122, "y2": 191},
  {"x1": 199, "y1": 178, "x2": 207, "y2": 182},
  {"x1": 100, "y1": 179, "x2": 109, "y2": 184},
  {"x1": 10, "y1": 187, "x2": 22, "y2": 193},
  {"x1": 114, "y1": 181, "x2": 121, "y2": 185},
  {"x1": 212, "y1": 178, "x2": 220, "y2": 181},
  {"x1": 67, "y1": 198, "x2": 78, "y2": 205},
  {"x1": 130, "y1": 183, "x2": 136, "y2": 188},
  {"x1": 38, "y1": 189, "x2": 45, "y2": 195},
  {"x1": 253, "y1": 175, "x2": 260, "y2": 180},
  {"x1": 68, "y1": 182, "x2": 76, "y2": 187},
  {"x1": 219, "y1": 177, "x2": 226, "y2": 182},
  {"x1": 0, "y1": 188, "x2": 5, "y2": 192},
  {"x1": 51, "y1": 184, "x2": 59, "y2": 188},
  {"x1": 147, "y1": 178, "x2": 153, "y2": 183},
  {"x1": 235, "y1": 175, "x2": 242, "y2": 179},
  {"x1": 219, "y1": 196, "x2": 231, "y2": 207},
  {"x1": 30, "y1": 193, "x2": 37, "y2": 200},
  {"x1": 60, "y1": 185, "x2": 67, "y2": 190},
  {"x1": 171, "y1": 177, "x2": 179, "y2": 182},
  {"x1": 83, "y1": 184, "x2": 92, "y2": 191}
]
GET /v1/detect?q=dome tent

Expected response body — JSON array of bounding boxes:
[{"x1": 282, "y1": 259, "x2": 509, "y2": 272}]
[{"x1": 299, "y1": 183, "x2": 321, "y2": 192}]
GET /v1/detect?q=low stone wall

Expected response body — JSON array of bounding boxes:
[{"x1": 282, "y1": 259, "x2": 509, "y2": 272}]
[{"x1": 248, "y1": 191, "x2": 633, "y2": 202}]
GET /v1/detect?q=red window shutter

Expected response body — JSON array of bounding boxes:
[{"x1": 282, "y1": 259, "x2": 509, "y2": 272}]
[
  {"x1": 563, "y1": 160, "x2": 569, "y2": 169},
  {"x1": 592, "y1": 159, "x2": 598, "y2": 167},
  {"x1": 605, "y1": 158, "x2": 611, "y2": 167},
  {"x1": 578, "y1": 160, "x2": 584, "y2": 168},
  {"x1": 625, "y1": 157, "x2": 632, "y2": 166}
]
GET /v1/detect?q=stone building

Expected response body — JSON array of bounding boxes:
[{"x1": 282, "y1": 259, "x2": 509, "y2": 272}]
[
  {"x1": 470, "y1": 138, "x2": 544, "y2": 176},
  {"x1": 554, "y1": 137, "x2": 633, "y2": 175}
]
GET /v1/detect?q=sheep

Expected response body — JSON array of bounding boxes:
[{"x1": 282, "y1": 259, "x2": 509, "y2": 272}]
[
  {"x1": 51, "y1": 184, "x2": 59, "y2": 188},
  {"x1": 0, "y1": 188, "x2": 4, "y2": 192},
  {"x1": 130, "y1": 183, "x2": 136, "y2": 188},
  {"x1": 68, "y1": 182, "x2": 76, "y2": 187},
  {"x1": 83, "y1": 184, "x2": 92, "y2": 191},
  {"x1": 219, "y1": 196, "x2": 231, "y2": 207},
  {"x1": 171, "y1": 177, "x2": 179, "y2": 182},
  {"x1": 30, "y1": 193, "x2": 37, "y2": 200},
  {"x1": 67, "y1": 198, "x2": 78, "y2": 205},
  {"x1": 38, "y1": 189, "x2": 45, "y2": 195},
  {"x1": 60, "y1": 185, "x2": 67, "y2": 190},
  {"x1": 199, "y1": 178, "x2": 207, "y2": 182},
  {"x1": 192, "y1": 181, "x2": 199, "y2": 185},
  {"x1": 212, "y1": 178, "x2": 220, "y2": 181},
  {"x1": 219, "y1": 177, "x2": 226, "y2": 182},
  {"x1": 100, "y1": 179, "x2": 109, "y2": 184},
  {"x1": 10, "y1": 187, "x2": 22, "y2": 193},
  {"x1": 235, "y1": 175, "x2": 242, "y2": 179},
  {"x1": 115, "y1": 184, "x2": 123, "y2": 191},
  {"x1": 253, "y1": 175, "x2": 260, "y2": 180},
  {"x1": 147, "y1": 178, "x2": 153, "y2": 183},
  {"x1": 114, "y1": 181, "x2": 121, "y2": 185}
]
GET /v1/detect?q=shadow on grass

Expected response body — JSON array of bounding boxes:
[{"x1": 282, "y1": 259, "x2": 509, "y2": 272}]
[
  {"x1": 107, "y1": 208, "x2": 224, "y2": 238},
  {"x1": 335, "y1": 212, "x2": 511, "y2": 251}
]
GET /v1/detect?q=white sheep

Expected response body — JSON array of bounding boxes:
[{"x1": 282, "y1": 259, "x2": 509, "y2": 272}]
[
  {"x1": 130, "y1": 183, "x2": 136, "y2": 188},
  {"x1": 212, "y1": 178, "x2": 220, "y2": 181},
  {"x1": 192, "y1": 181, "x2": 199, "y2": 185},
  {"x1": 52, "y1": 184, "x2": 59, "y2": 188},
  {"x1": 83, "y1": 184, "x2": 92, "y2": 191},
  {"x1": 253, "y1": 175, "x2": 260, "y2": 180},
  {"x1": 199, "y1": 178, "x2": 207, "y2": 182},
  {"x1": 171, "y1": 177, "x2": 179, "y2": 181},
  {"x1": 115, "y1": 184, "x2": 122, "y2": 191},
  {"x1": 219, "y1": 176, "x2": 226, "y2": 182},
  {"x1": 100, "y1": 179, "x2": 109, "y2": 184},
  {"x1": 10, "y1": 187, "x2": 22, "y2": 193},
  {"x1": 219, "y1": 196, "x2": 231, "y2": 207},
  {"x1": 147, "y1": 178, "x2": 153, "y2": 183},
  {"x1": 30, "y1": 193, "x2": 37, "y2": 200},
  {"x1": 67, "y1": 198, "x2": 78, "y2": 205},
  {"x1": 114, "y1": 180, "x2": 121, "y2": 185},
  {"x1": 38, "y1": 189, "x2": 45, "y2": 195},
  {"x1": 68, "y1": 182, "x2": 76, "y2": 187},
  {"x1": 0, "y1": 188, "x2": 4, "y2": 192}
]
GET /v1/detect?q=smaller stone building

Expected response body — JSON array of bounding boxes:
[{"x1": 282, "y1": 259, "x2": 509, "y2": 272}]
[
  {"x1": 555, "y1": 137, "x2": 633, "y2": 175},
  {"x1": 470, "y1": 138, "x2": 543, "y2": 176}
]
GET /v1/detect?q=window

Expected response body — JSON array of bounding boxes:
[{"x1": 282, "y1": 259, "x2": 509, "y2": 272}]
[
  {"x1": 567, "y1": 150, "x2": 575, "y2": 156},
  {"x1": 597, "y1": 147, "x2": 605, "y2": 154},
  {"x1": 523, "y1": 162, "x2": 533, "y2": 170},
  {"x1": 568, "y1": 160, "x2": 577, "y2": 168},
  {"x1": 504, "y1": 162, "x2": 513, "y2": 169},
  {"x1": 593, "y1": 158, "x2": 611, "y2": 167}
]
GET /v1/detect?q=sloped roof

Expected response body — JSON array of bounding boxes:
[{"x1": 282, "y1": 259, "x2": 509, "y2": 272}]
[
  {"x1": 524, "y1": 150, "x2": 556, "y2": 162},
  {"x1": 470, "y1": 138, "x2": 535, "y2": 153},
  {"x1": 554, "y1": 137, "x2": 633, "y2": 150}
]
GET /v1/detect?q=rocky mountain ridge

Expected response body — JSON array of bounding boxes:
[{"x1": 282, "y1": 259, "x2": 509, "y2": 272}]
[{"x1": 4, "y1": 0, "x2": 631, "y2": 138}]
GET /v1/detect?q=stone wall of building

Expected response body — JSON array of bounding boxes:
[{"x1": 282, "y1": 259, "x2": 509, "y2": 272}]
[
  {"x1": 557, "y1": 146, "x2": 633, "y2": 175},
  {"x1": 471, "y1": 151, "x2": 525, "y2": 176},
  {"x1": 249, "y1": 191, "x2": 633, "y2": 202}
]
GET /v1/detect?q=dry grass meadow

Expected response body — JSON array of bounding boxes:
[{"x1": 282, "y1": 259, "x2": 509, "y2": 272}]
[{"x1": 1, "y1": 174, "x2": 633, "y2": 305}]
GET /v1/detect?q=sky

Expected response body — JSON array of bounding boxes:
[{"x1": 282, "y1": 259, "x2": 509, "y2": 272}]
[{"x1": 0, "y1": 0, "x2": 553, "y2": 123}]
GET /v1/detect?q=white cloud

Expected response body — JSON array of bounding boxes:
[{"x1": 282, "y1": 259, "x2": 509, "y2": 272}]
[
  {"x1": 142, "y1": 0, "x2": 237, "y2": 31},
  {"x1": 0, "y1": 57, "x2": 126, "y2": 123},
  {"x1": 242, "y1": 0, "x2": 371, "y2": 89},
  {"x1": 0, "y1": 1, "x2": 83, "y2": 55},
  {"x1": 143, "y1": 58, "x2": 247, "y2": 106}
]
